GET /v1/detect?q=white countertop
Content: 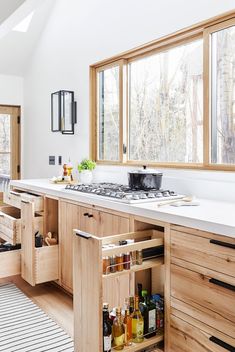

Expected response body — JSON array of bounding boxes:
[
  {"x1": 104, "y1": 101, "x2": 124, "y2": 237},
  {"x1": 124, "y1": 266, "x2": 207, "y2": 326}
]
[{"x1": 10, "y1": 179, "x2": 235, "y2": 238}]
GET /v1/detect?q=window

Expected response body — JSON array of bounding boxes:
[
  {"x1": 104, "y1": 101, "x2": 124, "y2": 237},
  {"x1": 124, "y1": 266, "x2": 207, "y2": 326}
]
[
  {"x1": 97, "y1": 66, "x2": 120, "y2": 161},
  {"x1": 91, "y1": 12, "x2": 235, "y2": 170},
  {"x1": 211, "y1": 24, "x2": 235, "y2": 165},
  {"x1": 128, "y1": 40, "x2": 203, "y2": 163}
]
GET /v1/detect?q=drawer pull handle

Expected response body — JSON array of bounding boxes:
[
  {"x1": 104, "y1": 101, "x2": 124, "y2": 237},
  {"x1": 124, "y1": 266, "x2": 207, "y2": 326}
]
[
  {"x1": 0, "y1": 214, "x2": 4, "y2": 217},
  {"x1": 21, "y1": 200, "x2": 30, "y2": 204},
  {"x1": 88, "y1": 214, "x2": 93, "y2": 218},
  {"x1": 75, "y1": 230, "x2": 92, "y2": 240},
  {"x1": 209, "y1": 278, "x2": 235, "y2": 292},
  {"x1": 10, "y1": 191, "x2": 20, "y2": 196},
  {"x1": 83, "y1": 213, "x2": 89, "y2": 217},
  {"x1": 209, "y1": 336, "x2": 235, "y2": 351},
  {"x1": 210, "y1": 239, "x2": 235, "y2": 250}
]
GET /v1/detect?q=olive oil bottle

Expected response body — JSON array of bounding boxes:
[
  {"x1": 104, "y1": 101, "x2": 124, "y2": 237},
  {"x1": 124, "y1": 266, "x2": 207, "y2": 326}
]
[
  {"x1": 112, "y1": 307, "x2": 125, "y2": 350},
  {"x1": 131, "y1": 295, "x2": 144, "y2": 343}
]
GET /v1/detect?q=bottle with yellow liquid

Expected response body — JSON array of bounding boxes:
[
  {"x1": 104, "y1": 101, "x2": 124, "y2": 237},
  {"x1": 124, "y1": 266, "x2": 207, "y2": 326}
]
[
  {"x1": 112, "y1": 307, "x2": 125, "y2": 350},
  {"x1": 131, "y1": 295, "x2": 144, "y2": 343}
]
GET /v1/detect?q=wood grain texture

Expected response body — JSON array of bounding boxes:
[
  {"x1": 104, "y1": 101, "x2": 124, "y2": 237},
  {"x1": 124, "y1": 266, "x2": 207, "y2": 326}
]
[
  {"x1": 0, "y1": 205, "x2": 21, "y2": 244},
  {"x1": 171, "y1": 263, "x2": 235, "y2": 338},
  {"x1": 171, "y1": 229, "x2": 235, "y2": 277},
  {"x1": 21, "y1": 201, "x2": 36, "y2": 286},
  {"x1": 0, "y1": 250, "x2": 21, "y2": 278},
  {"x1": 21, "y1": 202, "x2": 43, "y2": 286},
  {"x1": 73, "y1": 231, "x2": 103, "y2": 352},
  {"x1": 35, "y1": 245, "x2": 59, "y2": 284},
  {"x1": 79, "y1": 206, "x2": 130, "y2": 237},
  {"x1": 59, "y1": 200, "x2": 80, "y2": 293},
  {"x1": 170, "y1": 313, "x2": 235, "y2": 352}
]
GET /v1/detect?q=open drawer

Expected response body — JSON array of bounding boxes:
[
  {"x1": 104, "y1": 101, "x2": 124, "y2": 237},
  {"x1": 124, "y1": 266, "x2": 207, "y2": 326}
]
[
  {"x1": 34, "y1": 245, "x2": 59, "y2": 284},
  {"x1": 0, "y1": 249, "x2": 21, "y2": 278},
  {"x1": 21, "y1": 200, "x2": 59, "y2": 286},
  {"x1": 0, "y1": 206, "x2": 21, "y2": 244},
  {"x1": 4, "y1": 189, "x2": 44, "y2": 212}
]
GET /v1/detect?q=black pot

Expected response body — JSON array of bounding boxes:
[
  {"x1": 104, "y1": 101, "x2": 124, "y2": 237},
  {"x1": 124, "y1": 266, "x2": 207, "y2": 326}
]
[{"x1": 128, "y1": 166, "x2": 163, "y2": 190}]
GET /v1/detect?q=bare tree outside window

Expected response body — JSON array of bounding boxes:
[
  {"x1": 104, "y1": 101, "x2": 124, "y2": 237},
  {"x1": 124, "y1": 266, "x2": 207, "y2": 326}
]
[
  {"x1": 98, "y1": 66, "x2": 119, "y2": 161},
  {"x1": 128, "y1": 40, "x2": 203, "y2": 163},
  {"x1": 0, "y1": 114, "x2": 10, "y2": 176},
  {"x1": 211, "y1": 26, "x2": 235, "y2": 164}
]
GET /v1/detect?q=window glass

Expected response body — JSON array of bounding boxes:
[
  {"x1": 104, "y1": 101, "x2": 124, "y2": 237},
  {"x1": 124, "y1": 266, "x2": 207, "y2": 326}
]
[
  {"x1": 211, "y1": 25, "x2": 235, "y2": 164},
  {"x1": 97, "y1": 66, "x2": 119, "y2": 161},
  {"x1": 128, "y1": 40, "x2": 203, "y2": 163}
]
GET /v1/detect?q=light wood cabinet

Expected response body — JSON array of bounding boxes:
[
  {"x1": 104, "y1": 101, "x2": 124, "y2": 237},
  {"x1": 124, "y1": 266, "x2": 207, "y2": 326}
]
[
  {"x1": 170, "y1": 312, "x2": 235, "y2": 352},
  {"x1": 79, "y1": 206, "x2": 130, "y2": 237},
  {"x1": 169, "y1": 225, "x2": 235, "y2": 351},
  {"x1": 73, "y1": 222, "x2": 165, "y2": 352},
  {"x1": 59, "y1": 200, "x2": 80, "y2": 293},
  {"x1": 21, "y1": 198, "x2": 59, "y2": 286}
]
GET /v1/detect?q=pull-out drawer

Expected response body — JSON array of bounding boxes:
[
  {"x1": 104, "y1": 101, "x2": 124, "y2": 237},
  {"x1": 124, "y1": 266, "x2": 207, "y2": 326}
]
[
  {"x1": 171, "y1": 261, "x2": 235, "y2": 338},
  {"x1": 171, "y1": 226, "x2": 235, "y2": 277},
  {"x1": 4, "y1": 189, "x2": 44, "y2": 212},
  {"x1": 0, "y1": 206, "x2": 21, "y2": 244},
  {"x1": 0, "y1": 249, "x2": 21, "y2": 278},
  {"x1": 34, "y1": 245, "x2": 59, "y2": 284},
  {"x1": 170, "y1": 312, "x2": 235, "y2": 352},
  {"x1": 21, "y1": 201, "x2": 58, "y2": 286}
]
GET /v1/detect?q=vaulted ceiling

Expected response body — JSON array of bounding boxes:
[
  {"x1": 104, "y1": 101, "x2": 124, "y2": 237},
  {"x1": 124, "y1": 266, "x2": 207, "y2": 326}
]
[{"x1": 0, "y1": 0, "x2": 54, "y2": 76}]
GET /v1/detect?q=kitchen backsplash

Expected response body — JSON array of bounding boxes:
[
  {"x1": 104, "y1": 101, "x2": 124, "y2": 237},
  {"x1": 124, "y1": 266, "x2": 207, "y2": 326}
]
[{"x1": 92, "y1": 165, "x2": 235, "y2": 203}]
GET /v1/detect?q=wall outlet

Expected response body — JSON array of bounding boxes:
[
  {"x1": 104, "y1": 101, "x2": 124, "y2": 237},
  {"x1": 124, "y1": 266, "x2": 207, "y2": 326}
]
[
  {"x1": 58, "y1": 156, "x2": 62, "y2": 165},
  {"x1": 49, "y1": 155, "x2": 55, "y2": 165}
]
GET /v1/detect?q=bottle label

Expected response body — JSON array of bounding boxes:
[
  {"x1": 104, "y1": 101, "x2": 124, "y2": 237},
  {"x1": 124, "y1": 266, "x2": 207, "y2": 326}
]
[
  {"x1": 114, "y1": 334, "x2": 125, "y2": 347},
  {"x1": 136, "y1": 321, "x2": 144, "y2": 337},
  {"x1": 103, "y1": 335, "x2": 111, "y2": 351},
  {"x1": 148, "y1": 309, "x2": 156, "y2": 332}
]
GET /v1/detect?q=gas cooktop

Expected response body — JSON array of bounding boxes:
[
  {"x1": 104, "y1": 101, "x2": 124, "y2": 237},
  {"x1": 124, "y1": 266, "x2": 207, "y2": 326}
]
[{"x1": 65, "y1": 183, "x2": 183, "y2": 204}]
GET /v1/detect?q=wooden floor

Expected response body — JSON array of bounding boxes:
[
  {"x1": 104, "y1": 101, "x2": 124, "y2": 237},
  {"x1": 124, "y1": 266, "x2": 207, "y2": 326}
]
[{"x1": 0, "y1": 275, "x2": 74, "y2": 338}]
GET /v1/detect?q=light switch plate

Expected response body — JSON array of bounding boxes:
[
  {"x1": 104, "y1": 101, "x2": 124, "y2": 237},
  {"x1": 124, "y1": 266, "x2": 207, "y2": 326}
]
[{"x1": 49, "y1": 155, "x2": 55, "y2": 165}]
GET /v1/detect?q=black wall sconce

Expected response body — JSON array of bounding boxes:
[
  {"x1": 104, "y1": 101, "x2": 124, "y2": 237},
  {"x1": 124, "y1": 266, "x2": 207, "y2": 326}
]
[{"x1": 51, "y1": 90, "x2": 77, "y2": 134}]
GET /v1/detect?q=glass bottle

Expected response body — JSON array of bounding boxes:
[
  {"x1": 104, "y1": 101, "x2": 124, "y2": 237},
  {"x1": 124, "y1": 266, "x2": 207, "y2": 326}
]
[
  {"x1": 123, "y1": 308, "x2": 132, "y2": 346},
  {"x1": 129, "y1": 296, "x2": 134, "y2": 314},
  {"x1": 112, "y1": 307, "x2": 125, "y2": 350},
  {"x1": 131, "y1": 295, "x2": 144, "y2": 343},
  {"x1": 139, "y1": 291, "x2": 156, "y2": 338},
  {"x1": 103, "y1": 303, "x2": 112, "y2": 352}
]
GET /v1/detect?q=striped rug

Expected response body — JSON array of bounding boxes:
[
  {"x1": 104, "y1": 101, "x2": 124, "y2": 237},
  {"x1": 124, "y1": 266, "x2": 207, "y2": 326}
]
[{"x1": 0, "y1": 283, "x2": 74, "y2": 352}]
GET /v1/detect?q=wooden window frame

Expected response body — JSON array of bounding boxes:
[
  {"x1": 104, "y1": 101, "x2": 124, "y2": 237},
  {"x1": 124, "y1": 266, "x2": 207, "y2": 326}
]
[{"x1": 90, "y1": 10, "x2": 235, "y2": 171}]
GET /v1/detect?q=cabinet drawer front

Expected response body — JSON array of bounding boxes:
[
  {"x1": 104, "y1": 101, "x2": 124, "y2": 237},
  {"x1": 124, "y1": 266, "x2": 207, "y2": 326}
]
[
  {"x1": 170, "y1": 314, "x2": 235, "y2": 352},
  {"x1": 0, "y1": 250, "x2": 21, "y2": 278},
  {"x1": 35, "y1": 245, "x2": 59, "y2": 284},
  {"x1": 0, "y1": 206, "x2": 21, "y2": 244},
  {"x1": 4, "y1": 190, "x2": 44, "y2": 212},
  {"x1": 171, "y1": 263, "x2": 235, "y2": 338},
  {"x1": 171, "y1": 229, "x2": 235, "y2": 277}
]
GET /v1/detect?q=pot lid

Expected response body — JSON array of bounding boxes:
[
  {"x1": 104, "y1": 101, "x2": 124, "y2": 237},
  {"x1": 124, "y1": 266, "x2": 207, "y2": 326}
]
[{"x1": 129, "y1": 166, "x2": 162, "y2": 175}]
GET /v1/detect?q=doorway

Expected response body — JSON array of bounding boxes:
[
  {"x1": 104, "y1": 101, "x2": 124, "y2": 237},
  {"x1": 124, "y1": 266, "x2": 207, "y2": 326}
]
[{"x1": 0, "y1": 105, "x2": 21, "y2": 198}]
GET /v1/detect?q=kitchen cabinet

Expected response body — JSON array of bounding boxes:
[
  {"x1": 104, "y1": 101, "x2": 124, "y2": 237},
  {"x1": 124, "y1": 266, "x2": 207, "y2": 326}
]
[
  {"x1": 170, "y1": 313, "x2": 235, "y2": 352},
  {"x1": 79, "y1": 206, "x2": 130, "y2": 236},
  {"x1": 59, "y1": 200, "x2": 80, "y2": 293},
  {"x1": 73, "y1": 218, "x2": 165, "y2": 352},
  {"x1": 21, "y1": 198, "x2": 59, "y2": 286},
  {"x1": 169, "y1": 225, "x2": 235, "y2": 351}
]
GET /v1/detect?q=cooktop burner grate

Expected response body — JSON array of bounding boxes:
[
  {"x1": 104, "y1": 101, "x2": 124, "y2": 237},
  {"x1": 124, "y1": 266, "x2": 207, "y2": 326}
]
[{"x1": 65, "y1": 183, "x2": 182, "y2": 204}]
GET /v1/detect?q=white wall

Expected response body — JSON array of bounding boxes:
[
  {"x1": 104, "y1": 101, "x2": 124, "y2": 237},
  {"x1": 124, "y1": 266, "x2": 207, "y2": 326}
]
[
  {"x1": 0, "y1": 74, "x2": 23, "y2": 105},
  {"x1": 23, "y1": 0, "x2": 235, "y2": 201}
]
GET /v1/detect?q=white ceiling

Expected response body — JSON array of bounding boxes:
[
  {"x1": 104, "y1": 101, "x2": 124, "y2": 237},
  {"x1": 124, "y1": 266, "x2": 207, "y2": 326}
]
[
  {"x1": 0, "y1": 0, "x2": 54, "y2": 76},
  {"x1": 0, "y1": 0, "x2": 26, "y2": 24}
]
